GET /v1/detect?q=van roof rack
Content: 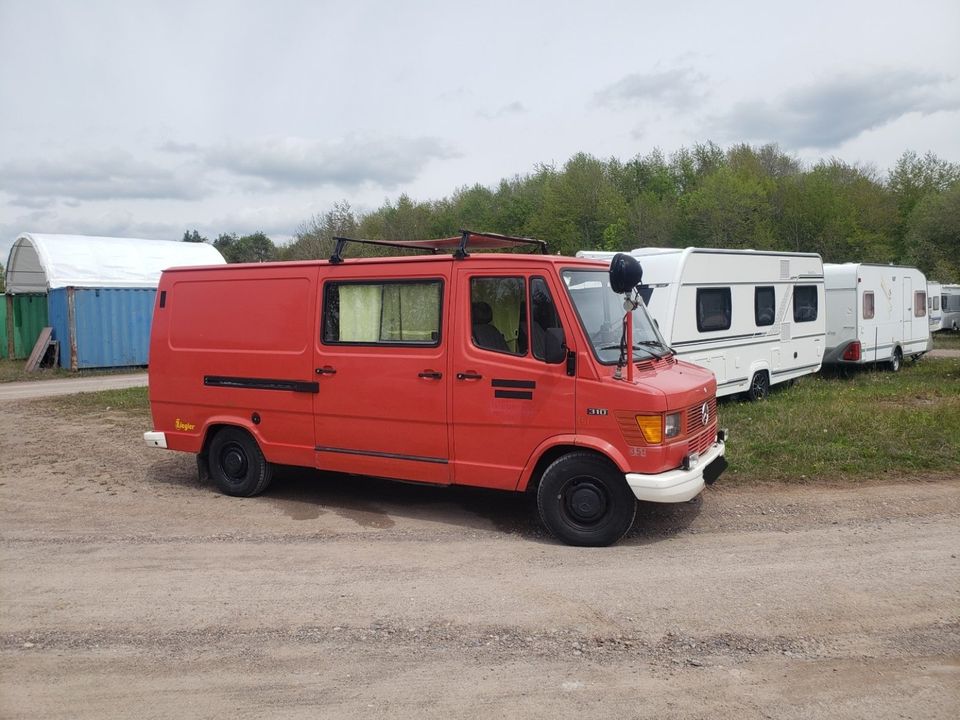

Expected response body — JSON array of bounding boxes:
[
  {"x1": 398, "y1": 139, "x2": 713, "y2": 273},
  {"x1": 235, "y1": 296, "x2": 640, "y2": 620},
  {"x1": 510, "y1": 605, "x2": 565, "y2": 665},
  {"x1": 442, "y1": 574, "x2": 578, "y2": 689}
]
[{"x1": 329, "y1": 229, "x2": 548, "y2": 264}]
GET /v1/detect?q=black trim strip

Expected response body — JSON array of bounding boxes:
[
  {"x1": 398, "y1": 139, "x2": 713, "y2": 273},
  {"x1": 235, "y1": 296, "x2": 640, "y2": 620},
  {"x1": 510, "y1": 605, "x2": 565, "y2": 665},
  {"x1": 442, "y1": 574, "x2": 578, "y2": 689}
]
[
  {"x1": 315, "y1": 445, "x2": 447, "y2": 464},
  {"x1": 495, "y1": 390, "x2": 533, "y2": 400},
  {"x1": 204, "y1": 376, "x2": 319, "y2": 393},
  {"x1": 673, "y1": 333, "x2": 777, "y2": 348},
  {"x1": 491, "y1": 379, "x2": 536, "y2": 389},
  {"x1": 718, "y1": 377, "x2": 749, "y2": 387}
]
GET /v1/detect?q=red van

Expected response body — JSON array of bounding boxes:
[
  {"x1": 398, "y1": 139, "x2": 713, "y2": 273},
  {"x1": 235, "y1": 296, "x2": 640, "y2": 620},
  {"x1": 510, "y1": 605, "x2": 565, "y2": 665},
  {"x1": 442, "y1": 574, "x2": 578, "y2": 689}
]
[{"x1": 144, "y1": 232, "x2": 726, "y2": 546}]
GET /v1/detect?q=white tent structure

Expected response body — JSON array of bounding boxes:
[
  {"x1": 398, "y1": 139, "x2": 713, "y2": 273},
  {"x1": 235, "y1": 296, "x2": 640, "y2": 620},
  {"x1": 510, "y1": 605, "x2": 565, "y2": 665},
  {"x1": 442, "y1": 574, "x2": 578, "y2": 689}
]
[{"x1": 4, "y1": 233, "x2": 225, "y2": 293}]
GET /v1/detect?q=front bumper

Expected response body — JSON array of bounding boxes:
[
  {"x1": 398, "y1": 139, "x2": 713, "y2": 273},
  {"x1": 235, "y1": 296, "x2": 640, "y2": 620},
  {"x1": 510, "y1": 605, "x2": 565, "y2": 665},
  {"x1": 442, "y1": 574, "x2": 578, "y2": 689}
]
[{"x1": 625, "y1": 437, "x2": 726, "y2": 503}]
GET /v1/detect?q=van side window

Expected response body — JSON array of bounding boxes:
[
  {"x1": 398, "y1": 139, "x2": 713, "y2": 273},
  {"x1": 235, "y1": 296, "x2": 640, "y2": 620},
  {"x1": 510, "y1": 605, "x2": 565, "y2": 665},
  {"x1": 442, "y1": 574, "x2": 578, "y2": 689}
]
[
  {"x1": 754, "y1": 286, "x2": 775, "y2": 327},
  {"x1": 696, "y1": 288, "x2": 731, "y2": 332},
  {"x1": 530, "y1": 277, "x2": 565, "y2": 363},
  {"x1": 470, "y1": 277, "x2": 525, "y2": 354},
  {"x1": 914, "y1": 291, "x2": 926, "y2": 317},
  {"x1": 793, "y1": 286, "x2": 818, "y2": 323},
  {"x1": 322, "y1": 280, "x2": 442, "y2": 345},
  {"x1": 863, "y1": 291, "x2": 875, "y2": 319}
]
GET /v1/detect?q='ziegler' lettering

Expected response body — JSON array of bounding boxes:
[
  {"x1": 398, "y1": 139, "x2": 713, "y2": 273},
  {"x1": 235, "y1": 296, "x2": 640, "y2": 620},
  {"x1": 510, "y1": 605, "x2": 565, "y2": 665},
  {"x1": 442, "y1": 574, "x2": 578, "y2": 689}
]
[{"x1": 175, "y1": 418, "x2": 196, "y2": 432}]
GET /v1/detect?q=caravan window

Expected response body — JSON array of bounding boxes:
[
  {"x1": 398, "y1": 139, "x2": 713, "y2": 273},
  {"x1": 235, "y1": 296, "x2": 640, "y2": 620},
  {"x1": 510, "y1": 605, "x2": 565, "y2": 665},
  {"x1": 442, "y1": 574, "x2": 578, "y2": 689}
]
[
  {"x1": 696, "y1": 288, "x2": 731, "y2": 332},
  {"x1": 793, "y1": 286, "x2": 818, "y2": 323},
  {"x1": 754, "y1": 286, "x2": 775, "y2": 326},
  {"x1": 933, "y1": 296, "x2": 940, "y2": 311},
  {"x1": 914, "y1": 291, "x2": 926, "y2": 318},
  {"x1": 863, "y1": 291, "x2": 875, "y2": 319}
]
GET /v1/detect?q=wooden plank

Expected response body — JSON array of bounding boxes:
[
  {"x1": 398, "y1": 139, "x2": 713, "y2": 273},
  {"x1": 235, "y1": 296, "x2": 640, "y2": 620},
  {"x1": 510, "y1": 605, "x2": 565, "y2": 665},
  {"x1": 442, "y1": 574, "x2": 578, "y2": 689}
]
[{"x1": 24, "y1": 326, "x2": 53, "y2": 372}]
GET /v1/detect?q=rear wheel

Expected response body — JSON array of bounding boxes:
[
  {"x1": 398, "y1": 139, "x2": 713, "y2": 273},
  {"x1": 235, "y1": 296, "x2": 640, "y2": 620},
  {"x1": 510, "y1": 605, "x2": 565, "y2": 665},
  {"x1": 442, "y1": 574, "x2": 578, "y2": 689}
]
[
  {"x1": 888, "y1": 348, "x2": 902, "y2": 372},
  {"x1": 208, "y1": 427, "x2": 273, "y2": 497},
  {"x1": 536, "y1": 452, "x2": 637, "y2": 547},
  {"x1": 747, "y1": 370, "x2": 770, "y2": 401}
]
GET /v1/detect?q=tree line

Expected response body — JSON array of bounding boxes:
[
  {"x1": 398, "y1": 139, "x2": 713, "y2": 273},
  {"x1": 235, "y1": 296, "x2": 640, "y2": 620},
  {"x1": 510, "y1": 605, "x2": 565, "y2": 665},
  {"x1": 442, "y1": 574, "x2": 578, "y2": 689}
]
[{"x1": 186, "y1": 143, "x2": 960, "y2": 282}]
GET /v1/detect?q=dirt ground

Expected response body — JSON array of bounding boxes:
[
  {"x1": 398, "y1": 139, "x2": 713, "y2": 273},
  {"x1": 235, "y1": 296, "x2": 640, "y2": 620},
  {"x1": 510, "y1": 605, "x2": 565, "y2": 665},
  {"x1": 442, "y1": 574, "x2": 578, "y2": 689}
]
[{"x1": 0, "y1": 399, "x2": 957, "y2": 720}]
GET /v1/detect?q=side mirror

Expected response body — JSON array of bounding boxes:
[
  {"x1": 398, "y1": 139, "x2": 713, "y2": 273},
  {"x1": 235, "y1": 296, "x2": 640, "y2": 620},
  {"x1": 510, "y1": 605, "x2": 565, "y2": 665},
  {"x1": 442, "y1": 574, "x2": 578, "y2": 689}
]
[
  {"x1": 609, "y1": 253, "x2": 643, "y2": 294},
  {"x1": 544, "y1": 328, "x2": 566, "y2": 364}
]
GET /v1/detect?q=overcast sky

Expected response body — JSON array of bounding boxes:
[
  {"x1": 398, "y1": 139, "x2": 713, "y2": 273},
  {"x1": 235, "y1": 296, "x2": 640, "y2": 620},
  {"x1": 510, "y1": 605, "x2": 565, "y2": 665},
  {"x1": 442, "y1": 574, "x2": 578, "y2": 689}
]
[{"x1": 1, "y1": 0, "x2": 959, "y2": 261}]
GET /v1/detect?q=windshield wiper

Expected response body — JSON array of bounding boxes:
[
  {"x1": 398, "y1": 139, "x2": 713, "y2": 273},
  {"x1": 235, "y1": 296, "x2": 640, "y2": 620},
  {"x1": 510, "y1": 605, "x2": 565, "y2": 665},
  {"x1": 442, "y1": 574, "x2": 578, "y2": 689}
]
[
  {"x1": 599, "y1": 343, "x2": 659, "y2": 359},
  {"x1": 634, "y1": 340, "x2": 675, "y2": 358}
]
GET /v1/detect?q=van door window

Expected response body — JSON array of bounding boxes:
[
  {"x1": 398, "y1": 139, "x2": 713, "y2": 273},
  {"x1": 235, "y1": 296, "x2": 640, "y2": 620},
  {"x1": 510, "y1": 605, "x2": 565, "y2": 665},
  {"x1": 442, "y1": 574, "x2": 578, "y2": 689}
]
[
  {"x1": 793, "y1": 286, "x2": 818, "y2": 323},
  {"x1": 914, "y1": 291, "x2": 926, "y2": 317},
  {"x1": 696, "y1": 288, "x2": 731, "y2": 332},
  {"x1": 754, "y1": 286, "x2": 775, "y2": 326},
  {"x1": 470, "y1": 277, "x2": 525, "y2": 354},
  {"x1": 322, "y1": 280, "x2": 442, "y2": 345},
  {"x1": 933, "y1": 296, "x2": 939, "y2": 311},
  {"x1": 530, "y1": 277, "x2": 565, "y2": 363},
  {"x1": 863, "y1": 291, "x2": 875, "y2": 319}
]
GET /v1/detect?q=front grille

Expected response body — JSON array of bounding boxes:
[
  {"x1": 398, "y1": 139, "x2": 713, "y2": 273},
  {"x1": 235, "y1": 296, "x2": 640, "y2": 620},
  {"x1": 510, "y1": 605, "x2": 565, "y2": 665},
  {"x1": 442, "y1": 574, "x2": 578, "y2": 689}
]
[
  {"x1": 686, "y1": 396, "x2": 717, "y2": 435},
  {"x1": 689, "y1": 428, "x2": 714, "y2": 455}
]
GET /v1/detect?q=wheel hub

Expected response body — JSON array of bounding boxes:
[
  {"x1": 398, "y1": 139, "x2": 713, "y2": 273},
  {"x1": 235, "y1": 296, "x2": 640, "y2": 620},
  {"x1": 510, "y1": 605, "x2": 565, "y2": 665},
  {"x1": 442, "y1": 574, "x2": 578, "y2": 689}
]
[
  {"x1": 222, "y1": 447, "x2": 247, "y2": 478},
  {"x1": 567, "y1": 482, "x2": 606, "y2": 523}
]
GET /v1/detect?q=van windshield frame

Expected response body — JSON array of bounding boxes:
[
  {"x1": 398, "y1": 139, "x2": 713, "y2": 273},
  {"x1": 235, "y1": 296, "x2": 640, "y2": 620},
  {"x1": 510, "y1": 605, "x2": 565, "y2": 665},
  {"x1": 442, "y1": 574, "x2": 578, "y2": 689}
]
[{"x1": 561, "y1": 268, "x2": 671, "y2": 364}]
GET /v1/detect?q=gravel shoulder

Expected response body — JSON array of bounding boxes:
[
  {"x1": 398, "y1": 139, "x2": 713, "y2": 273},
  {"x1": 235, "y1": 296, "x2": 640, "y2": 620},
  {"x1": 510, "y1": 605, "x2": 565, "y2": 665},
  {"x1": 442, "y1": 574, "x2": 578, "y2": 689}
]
[{"x1": 0, "y1": 399, "x2": 957, "y2": 719}]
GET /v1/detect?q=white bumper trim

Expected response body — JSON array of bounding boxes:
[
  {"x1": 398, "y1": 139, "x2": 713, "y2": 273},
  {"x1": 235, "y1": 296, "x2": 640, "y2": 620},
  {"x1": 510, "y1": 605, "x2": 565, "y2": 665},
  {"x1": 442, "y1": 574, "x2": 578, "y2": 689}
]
[
  {"x1": 144, "y1": 431, "x2": 167, "y2": 449},
  {"x1": 625, "y1": 440, "x2": 725, "y2": 503}
]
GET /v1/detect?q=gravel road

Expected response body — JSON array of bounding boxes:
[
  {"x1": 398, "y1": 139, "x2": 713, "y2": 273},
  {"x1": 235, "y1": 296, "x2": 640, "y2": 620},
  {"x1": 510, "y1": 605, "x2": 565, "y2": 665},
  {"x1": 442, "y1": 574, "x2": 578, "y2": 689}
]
[
  {"x1": 0, "y1": 398, "x2": 957, "y2": 719},
  {"x1": 0, "y1": 372, "x2": 147, "y2": 401}
]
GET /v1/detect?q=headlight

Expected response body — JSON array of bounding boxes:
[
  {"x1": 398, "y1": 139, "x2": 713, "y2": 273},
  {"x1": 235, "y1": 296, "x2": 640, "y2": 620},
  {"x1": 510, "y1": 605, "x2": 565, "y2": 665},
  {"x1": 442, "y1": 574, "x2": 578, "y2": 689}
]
[{"x1": 664, "y1": 412, "x2": 681, "y2": 438}]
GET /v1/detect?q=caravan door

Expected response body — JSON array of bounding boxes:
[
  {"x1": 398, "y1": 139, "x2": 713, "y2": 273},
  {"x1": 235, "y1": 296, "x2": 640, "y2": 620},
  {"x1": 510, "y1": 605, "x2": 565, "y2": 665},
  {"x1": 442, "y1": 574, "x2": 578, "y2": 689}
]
[{"x1": 903, "y1": 276, "x2": 912, "y2": 343}]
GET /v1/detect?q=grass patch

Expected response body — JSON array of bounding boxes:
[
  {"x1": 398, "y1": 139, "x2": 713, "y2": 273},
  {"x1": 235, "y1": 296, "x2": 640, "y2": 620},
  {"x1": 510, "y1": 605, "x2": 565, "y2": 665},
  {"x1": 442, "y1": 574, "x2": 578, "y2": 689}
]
[
  {"x1": 933, "y1": 331, "x2": 960, "y2": 350},
  {"x1": 720, "y1": 357, "x2": 960, "y2": 482},
  {"x1": 50, "y1": 386, "x2": 150, "y2": 414},
  {"x1": 0, "y1": 358, "x2": 145, "y2": 383}
]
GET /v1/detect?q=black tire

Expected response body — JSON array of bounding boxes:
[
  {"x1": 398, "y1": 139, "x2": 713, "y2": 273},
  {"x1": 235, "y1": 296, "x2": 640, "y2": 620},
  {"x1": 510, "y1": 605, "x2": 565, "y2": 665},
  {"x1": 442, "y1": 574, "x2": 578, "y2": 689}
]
[
  {"x1": 208, "y1": 427, "x2": 273, "y2": 497},
  {"x1": 747, "y1": 370, "x2": 770, "y2": 401},
  {"x1": 536, "y1": 452, "x2": 637, "y2": 547},
  {"x1": 888, "y1": 347, "x2": 902, "y2": 373}
]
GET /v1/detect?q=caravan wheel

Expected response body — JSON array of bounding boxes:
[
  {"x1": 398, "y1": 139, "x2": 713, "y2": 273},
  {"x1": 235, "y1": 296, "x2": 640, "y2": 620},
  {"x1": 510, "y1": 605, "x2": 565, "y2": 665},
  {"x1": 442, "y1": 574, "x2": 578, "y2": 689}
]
[
  {"x1": 747, "y1": 371, "x2": 770, "y2": 401},
  {"x1": 888, "y1": 348, "x2": 902, "y2": 373}
]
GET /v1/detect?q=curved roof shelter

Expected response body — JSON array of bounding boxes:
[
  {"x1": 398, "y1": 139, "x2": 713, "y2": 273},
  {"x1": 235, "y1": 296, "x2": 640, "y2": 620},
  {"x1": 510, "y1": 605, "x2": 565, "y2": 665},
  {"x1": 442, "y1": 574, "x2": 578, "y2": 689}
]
[{"x1": 4, "y1": 233, "x2": 226, "y2": 294}]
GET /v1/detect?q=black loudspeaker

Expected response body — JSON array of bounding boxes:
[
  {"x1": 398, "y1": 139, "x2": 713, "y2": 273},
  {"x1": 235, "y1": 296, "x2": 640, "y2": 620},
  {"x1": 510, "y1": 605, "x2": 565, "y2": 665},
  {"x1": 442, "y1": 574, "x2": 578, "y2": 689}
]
[{"x1": 609, "y1": 253, "x2": 643, "y2": 294}]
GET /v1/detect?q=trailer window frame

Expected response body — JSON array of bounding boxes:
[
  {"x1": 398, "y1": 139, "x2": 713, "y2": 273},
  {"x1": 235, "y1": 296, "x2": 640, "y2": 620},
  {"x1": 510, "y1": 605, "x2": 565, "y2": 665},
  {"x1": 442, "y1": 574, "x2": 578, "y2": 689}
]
[
  {"x1": 793, "y1": 285, "x2": 818, "y2": 323},
  {"x1": 914, "y1": 291, "x2": 926, "y2": 318},
  {"x1": 863, "y1": 291, "x2": 875, "y2": 320},
  {"x1": 754, "y1": 286, "x2": 775, "y2": 327},
  {"x1": 696, "y1": 287, "x2": 732, "y2": 333}
]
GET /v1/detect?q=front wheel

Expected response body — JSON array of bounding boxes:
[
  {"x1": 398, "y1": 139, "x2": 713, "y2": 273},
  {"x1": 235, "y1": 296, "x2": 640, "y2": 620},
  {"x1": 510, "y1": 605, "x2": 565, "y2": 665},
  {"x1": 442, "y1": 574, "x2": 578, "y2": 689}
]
[
  {"x1": 536, "y1": 452, "x2": 637, "y2": 547},
  {"x1": 208, "y1": 427, "x2": 273, "y2": 497}
]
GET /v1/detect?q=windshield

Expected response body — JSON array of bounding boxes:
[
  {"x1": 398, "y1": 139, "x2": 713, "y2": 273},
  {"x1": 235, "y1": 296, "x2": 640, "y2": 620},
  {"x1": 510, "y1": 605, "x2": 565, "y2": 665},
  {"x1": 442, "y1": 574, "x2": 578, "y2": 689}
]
[{"x1": 562, "y1": 268, "x2": 670, "y2": 363}]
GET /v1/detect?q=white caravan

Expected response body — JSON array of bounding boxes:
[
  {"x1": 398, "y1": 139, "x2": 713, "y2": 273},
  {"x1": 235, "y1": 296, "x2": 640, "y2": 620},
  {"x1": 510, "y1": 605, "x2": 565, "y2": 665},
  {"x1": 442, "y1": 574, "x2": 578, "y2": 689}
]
[
  {"x1": 577, "y1": 248, "x2": 826, "y2": 400},
  {"x1": 823, "y1": 263, "x2": 930, "y2": 370},
  {"x1": 927, "y1": 281, "x2": 943, "y2": 332},
  {"x1": 941, "y1": 285, "x2": 960, "y2": 332}
]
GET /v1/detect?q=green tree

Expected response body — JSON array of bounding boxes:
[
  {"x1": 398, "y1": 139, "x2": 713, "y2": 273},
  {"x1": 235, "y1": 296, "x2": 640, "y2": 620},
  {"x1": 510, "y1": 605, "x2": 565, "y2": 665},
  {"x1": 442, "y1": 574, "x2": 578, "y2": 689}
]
[
  {"x1": 214, "y1": 232, "x2": 277, "y2": 263},
  {"x1": 903, "y1": 182, "x2": 960, "y2": 281},
  {"x1": 283, "y1": 201, "x2": 358, "y2": 260},
  {"x1": 182, "y1": 229, "x2": 208, "y2": 243},
  {"x1": 0, "y1": 261, "x2": 5, "y2": 293}
]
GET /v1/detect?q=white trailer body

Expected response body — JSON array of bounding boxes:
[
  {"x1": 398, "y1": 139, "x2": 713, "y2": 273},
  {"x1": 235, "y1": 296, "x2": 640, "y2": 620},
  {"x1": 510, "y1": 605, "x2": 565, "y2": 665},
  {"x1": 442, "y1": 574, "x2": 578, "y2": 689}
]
[
  {"x1": 823, "y1": 263, "x2": 930, "y2": 368},
  {"x1": 942, "y1": 284, "x2": 960, "y2": 332},
  {"x1": 577, "y1": 248, "x2": 826, "y2": 398},
  {"x1": 927, "y1": 281, "x2": 943, "y2": 332}
]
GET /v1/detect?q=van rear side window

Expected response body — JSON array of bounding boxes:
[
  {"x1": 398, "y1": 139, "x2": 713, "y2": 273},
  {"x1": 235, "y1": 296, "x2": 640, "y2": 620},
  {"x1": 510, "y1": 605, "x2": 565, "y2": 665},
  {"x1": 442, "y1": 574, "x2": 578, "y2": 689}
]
[
  {"x1": 793, "y1": 286, "x2": 818, "y2": 323},
  {"x1": 323, "y1": 280, "x2": 442, "y2": 345},
  {"x1": 696, "y1": 288, "x2": 731, "y2": 332}
]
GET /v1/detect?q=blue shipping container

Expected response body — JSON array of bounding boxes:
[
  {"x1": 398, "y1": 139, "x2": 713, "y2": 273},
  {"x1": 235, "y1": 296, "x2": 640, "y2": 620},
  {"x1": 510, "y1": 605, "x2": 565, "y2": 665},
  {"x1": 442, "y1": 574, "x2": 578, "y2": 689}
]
[{"x1": 48, "y1": 287, "x2": 156, "y2": 369}]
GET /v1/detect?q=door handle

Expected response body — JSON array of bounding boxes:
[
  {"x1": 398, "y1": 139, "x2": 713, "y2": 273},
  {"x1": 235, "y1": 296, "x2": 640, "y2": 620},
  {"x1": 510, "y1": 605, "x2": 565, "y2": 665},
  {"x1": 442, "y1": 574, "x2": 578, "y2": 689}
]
[
  {"x1": 315, "y1": 366, "x2": 337, "y2": 375},
  {"x1": 418, "y1": 370, "x2": 443, "y2": 379},
  {"x1": 456, "y1": 372, "x2": 483, "y2": 381}
]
